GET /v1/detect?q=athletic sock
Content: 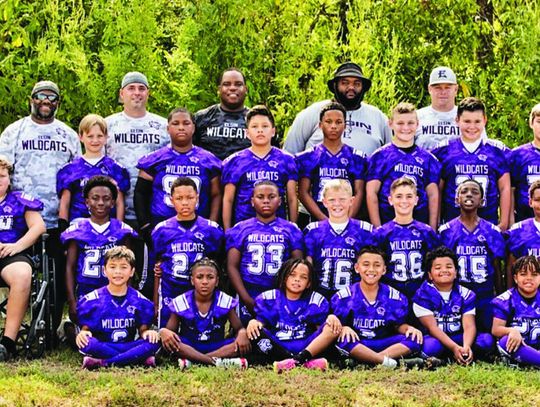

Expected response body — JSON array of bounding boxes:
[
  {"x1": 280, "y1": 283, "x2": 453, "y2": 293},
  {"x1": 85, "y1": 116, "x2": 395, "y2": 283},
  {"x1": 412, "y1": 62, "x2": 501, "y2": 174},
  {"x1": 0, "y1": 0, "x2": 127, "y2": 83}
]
[{"x1": 293, "y1": 350, "x2": 312, "y2": 364}]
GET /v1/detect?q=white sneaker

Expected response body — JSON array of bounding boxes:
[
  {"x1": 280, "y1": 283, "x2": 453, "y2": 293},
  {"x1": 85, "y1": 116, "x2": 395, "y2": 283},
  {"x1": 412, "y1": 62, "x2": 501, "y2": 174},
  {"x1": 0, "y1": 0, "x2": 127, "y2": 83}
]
[{"x1": 213, "y1": 357, "x2": 248, "y2": 369}]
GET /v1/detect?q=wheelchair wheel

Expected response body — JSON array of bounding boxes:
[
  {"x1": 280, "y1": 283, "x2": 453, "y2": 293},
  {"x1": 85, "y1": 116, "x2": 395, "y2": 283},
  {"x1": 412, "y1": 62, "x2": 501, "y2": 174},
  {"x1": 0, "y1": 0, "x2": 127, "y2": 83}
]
[{"x1": 16, "y1": 327, "x2": 46, "y2": 359}]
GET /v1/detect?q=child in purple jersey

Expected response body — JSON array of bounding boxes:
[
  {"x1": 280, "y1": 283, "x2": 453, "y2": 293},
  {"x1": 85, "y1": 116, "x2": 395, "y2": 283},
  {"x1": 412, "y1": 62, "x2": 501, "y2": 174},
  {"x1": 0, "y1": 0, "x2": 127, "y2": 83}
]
[
  {"x1": 222, "y1": 105, "x2": 298, "y2": 230},
  {"x1": 296, "y1": 102, "x2": 366, "y2": 221},
  {"x1": 439, "y1": 179, "x2": 505, "y2": 332},
  {"x1": 135, "y1": 108, "x2": 221, "y2": 238},
  {"x1": 492, "y1": 256, "x2": 540, "y2": 367},
  {"x1": 367, "y1": 103, "x2": 440, "y2": 230},
  {"x1": 509, "y1": 104, "x2": 540, "y2": 223},
  {"x1": 0, "y1": 156, "x2": 46, "y2": 360},
  {"x1": 57, "y1": 114, "x2": 129, "y2": 227},
  {"x1": 374, "y1": 177, "x2": 439, "y2": 299},
  {"x1": 331, "y1": 246, "x2": 423, "y2": 368},
  {"x1": 305, "y1": 179, "x2": 374, "y2": 299},
  {"x1": 506, "y1": 180, "x2": 540, "y2": 283},
  {"x1": 62, "y1": 176, "x2": 137, "y2": 324},
  {"x1": 246, "y1": 259, "x2": 340, "y2": 371},
  {"x1": 413, "y1": 247, "x2": 494, "y2": 365},
  {"x1": 76, "y1": 246, "x2": 160, "y2": 369},
  {"x1": 152, "y1": 177, "x2": 224, "y2": 328},
  {"x1": 227, "y1": 181, "x2": 303, "y2": 325},
  {"x1": 160, "y1": 258, "x2": 250, "y2": 369},
  {"x1": 432, "y1": 97, "x2": 511, "y2": 230}
]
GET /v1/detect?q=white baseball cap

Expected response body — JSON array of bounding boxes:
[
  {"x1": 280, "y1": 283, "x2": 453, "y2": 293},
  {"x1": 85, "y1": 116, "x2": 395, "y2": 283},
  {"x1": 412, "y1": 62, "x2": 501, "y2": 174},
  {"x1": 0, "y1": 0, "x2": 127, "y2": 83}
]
[{"x1": 429, "y1": 67, "x2": 457, "y2": 85}]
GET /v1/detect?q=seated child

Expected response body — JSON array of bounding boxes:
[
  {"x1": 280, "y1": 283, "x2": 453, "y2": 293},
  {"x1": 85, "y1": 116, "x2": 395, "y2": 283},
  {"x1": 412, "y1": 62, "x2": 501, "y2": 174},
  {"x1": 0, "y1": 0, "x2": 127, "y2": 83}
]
[
  {"x1": 227, "y1": 181, "x2": 303, "y2": 325},
  {"x1": 0, "y1": 156, "x2": 46, "y2": 360},
  {"x1": 152, "y1": 177, "x2": 223, "y2": 327},
  {"x1": 222, "y1": 105, "x2": 298, "y2": 229},
  {"x1": 160, "y1": 258, "x2": 250, "y2": 369},
  {"x1": 492, "y1": 256, "x2": 540, "y2": 367},
  {"x1": 506, "y1": 180, "x2": 540, "y2": 284},
  {"x1": 62, "y1": 176, "x2": 137, "y2": 323},
  {"x1": 366, "y1": 102, "x2": 440, "y2": 229},
  {"x1": 246, "y1": 258, "x2": 340, "y2": 372},
  {"x1": 76, "y1": 246, "x2": 160, "y2": 369},
  {"x1": 374, "y1": 177, "x2": 439, "y2": 299},
  {"x1": 296, "y1": 102, "x2": 366, "y2": 221},
  {"x1": 305, "y1": 179, "x2": 374, "y2": 299},
  {"x1": 413, "y1": 246, "x2": 494, "y2": 364},
  {"x1": 57, "y1": 114, "x2": 129, "y2": 227},
  {"x1": 509, "y1": 103, "x2": 540, "y2": 223},
  {"x1": 331, "y1": 246, "x2": 423, "y2": 368},
  {"x1": 439, "y1": 179, "x2": 505, "y2": 331}
]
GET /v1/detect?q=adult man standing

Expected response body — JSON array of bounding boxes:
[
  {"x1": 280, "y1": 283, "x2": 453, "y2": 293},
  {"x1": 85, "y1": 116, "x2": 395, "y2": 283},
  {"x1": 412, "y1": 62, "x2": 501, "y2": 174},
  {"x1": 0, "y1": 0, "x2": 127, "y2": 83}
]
[
  {"x1": 415, "y1": 66, "x2": 461, "y2": 150},
  {"x1": 284, "y1": 62, "x2": 391, "y2": 156},
  {"x1": 105, "y1": 72, "x2": 169, "y2": 297},
  {"x1": 193, "y1": 68, "x2": 250, "y2": 161},
  {"x1": 0, "y1": 80, "x2": 81, "y2": 337}
]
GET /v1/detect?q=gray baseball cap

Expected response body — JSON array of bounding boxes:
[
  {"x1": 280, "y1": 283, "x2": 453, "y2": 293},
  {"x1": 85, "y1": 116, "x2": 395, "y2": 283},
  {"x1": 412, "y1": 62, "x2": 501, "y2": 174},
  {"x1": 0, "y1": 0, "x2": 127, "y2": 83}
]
[
  {"x1": 429, "y1": 67, "x2": 457, "y2": 85},
  {"x1": 121, "y1": 72, "x2": 149, "y2": 88},
  {"x1": 31, "y1": 80, "x2": 60, "y2": 96}
]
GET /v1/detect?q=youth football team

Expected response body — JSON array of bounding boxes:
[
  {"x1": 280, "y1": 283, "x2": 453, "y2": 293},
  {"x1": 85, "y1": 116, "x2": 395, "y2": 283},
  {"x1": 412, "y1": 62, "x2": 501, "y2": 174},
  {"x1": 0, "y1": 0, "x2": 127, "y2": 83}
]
[{"x1": 2, "y1": 77, "x2": 540, "y2": 373}]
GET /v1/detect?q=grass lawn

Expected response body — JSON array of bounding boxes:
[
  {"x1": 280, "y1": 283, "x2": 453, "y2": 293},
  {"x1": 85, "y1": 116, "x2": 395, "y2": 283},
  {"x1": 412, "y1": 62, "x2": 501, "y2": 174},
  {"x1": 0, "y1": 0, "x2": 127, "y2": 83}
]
[{"x1": 0, "y1": 350, "x2": 539, "y2": 406}]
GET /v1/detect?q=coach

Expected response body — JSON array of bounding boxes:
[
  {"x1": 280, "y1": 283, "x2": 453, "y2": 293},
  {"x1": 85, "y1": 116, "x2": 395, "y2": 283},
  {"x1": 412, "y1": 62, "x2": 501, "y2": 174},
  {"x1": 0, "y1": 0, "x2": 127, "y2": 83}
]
[{"x1": 284, "y1": 62, "x2": 391, "y2": 155}]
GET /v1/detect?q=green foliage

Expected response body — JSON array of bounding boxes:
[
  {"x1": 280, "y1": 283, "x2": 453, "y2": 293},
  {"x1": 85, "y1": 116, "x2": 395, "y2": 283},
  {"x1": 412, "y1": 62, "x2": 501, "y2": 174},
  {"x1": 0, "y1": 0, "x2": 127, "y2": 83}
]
[{"x1": 0, "y1": 0, "x2": 539, "y2": 146}]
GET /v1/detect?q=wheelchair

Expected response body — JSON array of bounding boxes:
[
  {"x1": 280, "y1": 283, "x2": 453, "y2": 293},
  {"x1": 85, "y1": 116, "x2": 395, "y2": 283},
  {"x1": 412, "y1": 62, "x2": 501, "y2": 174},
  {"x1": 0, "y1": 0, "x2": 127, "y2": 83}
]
[{"x1": 0, "y1": 234, "x2": 56, "y2": 359}]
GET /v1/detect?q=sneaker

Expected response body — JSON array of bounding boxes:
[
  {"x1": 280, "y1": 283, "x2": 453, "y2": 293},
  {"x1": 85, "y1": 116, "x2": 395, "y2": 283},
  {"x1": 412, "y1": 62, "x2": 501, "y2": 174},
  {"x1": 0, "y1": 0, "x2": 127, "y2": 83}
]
[
  {"x1": 178, "y1": 358, "x2": 193, "y2": 370},
  {"x1": 273, "y1": 358, "x2": 297, "y2": 373},
  {"x1": 399, "y1": 357, "x2": 426, "y2": 370},
  {"x1": 214, "y1": 357, "x2": 248, "y2": 369},
  {"x1": 144, "y1": 356, "x2": 156, "y2": 368},
  {"x1": 425, "y1": 356, "x2": 443, "y2": 370},
  {"x1": 82, "y1": 356, "x2": 104, "y2": 370},
  {"x1": 381, "y1": 355, "x2": 398, "y2": 369},
  {"x1": 303, "y1": 358, "x2": 328, "y2": 371}
]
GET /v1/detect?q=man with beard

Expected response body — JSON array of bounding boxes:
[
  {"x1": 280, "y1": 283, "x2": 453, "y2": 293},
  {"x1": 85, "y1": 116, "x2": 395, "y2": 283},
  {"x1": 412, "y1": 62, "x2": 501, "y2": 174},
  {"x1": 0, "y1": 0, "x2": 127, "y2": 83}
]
[
  {"x1": 193, "y1": 68, "x2": 251, "y2": 161},
  {"x1": 0, "y1": 80, "x2": 81, "y2": 341},
  {"x1": 284, "y1": 62, "x2": 391, "y2": 156}
]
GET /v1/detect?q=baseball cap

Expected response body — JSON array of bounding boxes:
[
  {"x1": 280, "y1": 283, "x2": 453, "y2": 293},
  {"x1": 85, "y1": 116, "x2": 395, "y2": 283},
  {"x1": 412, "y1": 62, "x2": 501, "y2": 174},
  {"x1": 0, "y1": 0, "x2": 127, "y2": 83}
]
[
  {"x1": 327, "y1": 62, "x2": 372, "y2": 93},
  {"x1": 31, "y1": 80, "x2": 60, "y2": 96},
  {"x1": 121, "y1": 72, "x2": 149, "y2": 88},
  {"x1": 429, "y1": 67, "x2": 457, "y2": 85}
]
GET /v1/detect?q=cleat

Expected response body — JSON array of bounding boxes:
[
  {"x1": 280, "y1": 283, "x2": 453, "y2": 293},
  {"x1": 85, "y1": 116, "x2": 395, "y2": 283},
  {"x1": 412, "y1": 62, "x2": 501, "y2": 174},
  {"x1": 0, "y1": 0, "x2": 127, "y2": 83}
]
[
  {"x1": 399, "y1": 357, "x2": 426, "y2": 370},
  {"x1": 273, "y1": 358, "x2": 297, "y2": 373},
  {"x1": 0, "y1": 344, "x2": 9, "y2": 362},
  {"x1": 177, "y1": 358, "x2": 193, "y2": 370},
  {"x1": 82, "y1": 356, "x2": 104, "y2": 370},
  {"x1": 425, "y1": 357, "x2": 443, "y2": 370},
  {"x1": 213, "y1": 357, "x2": 248, "y2": 369},
  {"x1": 144, "y1": 356, "x2": 156, "y2": 368},
  {"x1": 303, "y1": 357, "x2": 328, "y2": 371}
]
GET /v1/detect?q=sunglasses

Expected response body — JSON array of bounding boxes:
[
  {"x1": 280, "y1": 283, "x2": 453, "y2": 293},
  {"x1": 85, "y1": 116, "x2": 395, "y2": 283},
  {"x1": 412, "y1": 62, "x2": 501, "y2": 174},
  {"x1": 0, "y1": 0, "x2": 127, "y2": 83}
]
[{"x1": 32, "y1": 93, "x2": 59, "y2": 102}]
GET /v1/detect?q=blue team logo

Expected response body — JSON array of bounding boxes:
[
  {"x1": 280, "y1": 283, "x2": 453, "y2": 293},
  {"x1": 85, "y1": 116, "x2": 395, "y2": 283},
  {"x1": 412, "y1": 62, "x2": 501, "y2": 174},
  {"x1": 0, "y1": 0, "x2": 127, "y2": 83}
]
[
  {"x1": 377, "y1": 307, "x2": 385, "y2": 315},
  {"x1": 412, "y1": 229, "x2": 420, "y2": 237},
  {"x1": 272, "y1": 226, "x2": 283, "y2": 233},
  {"x1": 126, "y1": 305, "x2": 136, "y2": 314},
  {"x1": 148, "y1": 121, "x2": 161, "y2": 129},
  {"x1": 437, "y1": 70, "x2": 448, "y2": 79},
  {"x1": 345, "y1": 237, "x2": 355, "y2": 246},
  {"x1": 56, "y1": 128, "x2": 67, "y2": 137},
  {"x1": 3, "y1": 206, "x2": 11, "y2": 214},
  {"x1": 452, "y1": 305, "x2": 460, "y2": 313},
  {"x1": 414, "y1": 156, "x2": 424, "y2": 165},
  {"x1": 194, "y1": 232, "x2": 204, "y2": 240},
  {"x1": 189, "y1": 156, "x2": 200, "y2": 164},
  {"x1": 268, "y1": 161, "x2": 279, "y2": 168},
  {"x1": 478, "y1": 154, "x2": 488, "y2": 162},
  {"x1": 100, "y1": 167, "x2": 108, "y2": 174},
  {"x1": 340, "y1": 158, "x2": 349, "y2": 166},
  {"x1": 257, "y1": 339, "x2": 273, "y2": 354},
  {"x1": 107, "y1": 236, "x2": 118, "y2": 243},
  {"x1": 477, "y1": 235, "x2": 486, "y2": 243}
]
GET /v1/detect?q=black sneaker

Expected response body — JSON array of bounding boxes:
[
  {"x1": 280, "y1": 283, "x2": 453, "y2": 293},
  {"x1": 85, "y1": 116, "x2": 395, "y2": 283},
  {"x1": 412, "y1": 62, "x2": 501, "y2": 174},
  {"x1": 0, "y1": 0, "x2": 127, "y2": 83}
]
[
  {"x1": 425, "y1": 357, "x2": 444, "y2": 370},
  {"x1": 399, "y1": 357, "x2": 426, "y2": 370}
]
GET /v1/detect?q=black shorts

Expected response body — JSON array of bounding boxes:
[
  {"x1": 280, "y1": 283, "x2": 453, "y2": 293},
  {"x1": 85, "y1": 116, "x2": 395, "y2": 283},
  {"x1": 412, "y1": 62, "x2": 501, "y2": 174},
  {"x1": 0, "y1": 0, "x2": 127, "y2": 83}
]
[{"x1": 0, "y1": 253, "x2": 34, "y2": 286}]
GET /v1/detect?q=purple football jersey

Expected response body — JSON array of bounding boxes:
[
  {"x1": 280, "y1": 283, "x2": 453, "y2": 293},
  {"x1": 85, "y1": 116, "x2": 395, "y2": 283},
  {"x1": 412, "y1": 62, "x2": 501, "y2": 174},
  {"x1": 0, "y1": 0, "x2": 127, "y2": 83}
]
[
  {"x1": 295, "y1": 143, "x2": 366, "y2": 213},
  {"x1": 61, "y1": 219, "x2": 137, "y2": 294},
  {"x1": 137, "y1": 145, "x2": 221, "y2": 222},
  {"x1": 510, "y1": 143, "x2": 540, "y2": 221},
  {"x1": 254, "y1": 289, "x2": 328, "y2": 341},
  {"x1": 226, "y1": 217, "x2": 304, "y2": 291},
  {"x1": 439, "y1": 218, "x2": 505, "y2": 299},
  {"x1": 77, "y1": 286, "x2": 154, "y2": 342},
  {"x1": 374, "y1": 220, "x2": 439, "y2": 287},
  {"x1": 152, "y1": 216, "x2": 223, "y2": 286},
  {"x1": 367, "y1": 144, "x2": 441, "y2": 224},
  {"x1": 413, "y1": 281, "x2": 476, "y2": 334},
  {"x1": 432, "y1": 138, "x2": 510, "y2": 224},
  {"x1": 331, "y1": 283, "x2": 408, "y2": 339},
  {"x1": 222, "y1": 147, "x2": 297, "y2": 223},
  {"x1": 304, "y1": 219, "x2": 374, "y2": 296},
  {"x1": 492, "y1": 287, "x2": 540, "y2": 347},
  {"x1": 0, "y1": 191, "x2": 43, "y2": 244},
  {"x1": 169, "y1": 289, "x2": 238, "y2": 345},
  {"x1": 506, "y1": 218, "x2": 540, "y2": 259},
  {"x1": 56, "y1": 156, "x2": 130, "y2": 221}
]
